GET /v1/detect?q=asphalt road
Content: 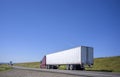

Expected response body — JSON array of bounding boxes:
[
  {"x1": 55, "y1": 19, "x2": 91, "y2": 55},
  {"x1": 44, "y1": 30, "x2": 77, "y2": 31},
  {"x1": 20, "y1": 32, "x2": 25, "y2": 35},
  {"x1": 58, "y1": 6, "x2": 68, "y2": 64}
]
[{"x1": 0, "y1": 66, "x2": 119, "y2": 77}]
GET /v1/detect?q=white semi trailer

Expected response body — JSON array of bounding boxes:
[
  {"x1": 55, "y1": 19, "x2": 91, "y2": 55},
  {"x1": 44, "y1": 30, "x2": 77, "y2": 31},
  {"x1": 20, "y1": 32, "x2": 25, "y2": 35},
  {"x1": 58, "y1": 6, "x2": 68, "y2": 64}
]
[{"x1": 40, "y1": 46, "x2": 94, "y2": 70}]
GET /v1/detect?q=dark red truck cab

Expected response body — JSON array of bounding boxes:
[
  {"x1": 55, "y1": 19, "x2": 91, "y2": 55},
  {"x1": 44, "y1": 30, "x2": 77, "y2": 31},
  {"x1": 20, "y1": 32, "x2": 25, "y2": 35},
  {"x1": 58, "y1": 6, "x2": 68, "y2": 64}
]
[{"x1": 40, "y1": 56, "x2": 46, "y2": 68}]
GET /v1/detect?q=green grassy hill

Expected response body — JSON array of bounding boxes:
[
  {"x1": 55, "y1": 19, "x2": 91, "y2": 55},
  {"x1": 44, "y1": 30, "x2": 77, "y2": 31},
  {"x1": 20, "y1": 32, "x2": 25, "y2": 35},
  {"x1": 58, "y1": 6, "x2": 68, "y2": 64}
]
[
  {"x1": 15, "y1": 56, "x2": 120, "y2": 72},
  {"x1": 86, "y1": 56, "x2": 120, "y2": 72},
  {"x1": 14, "y1": 62, "x2": 40, "y2": 68}
]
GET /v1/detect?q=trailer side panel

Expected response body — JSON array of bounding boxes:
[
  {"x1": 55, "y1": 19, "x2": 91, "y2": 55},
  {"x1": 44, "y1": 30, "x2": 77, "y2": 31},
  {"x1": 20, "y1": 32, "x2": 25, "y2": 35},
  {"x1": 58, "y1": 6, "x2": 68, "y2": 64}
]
[{"x1": 46, "y1": 47, "x2": 81, "y2": 65}]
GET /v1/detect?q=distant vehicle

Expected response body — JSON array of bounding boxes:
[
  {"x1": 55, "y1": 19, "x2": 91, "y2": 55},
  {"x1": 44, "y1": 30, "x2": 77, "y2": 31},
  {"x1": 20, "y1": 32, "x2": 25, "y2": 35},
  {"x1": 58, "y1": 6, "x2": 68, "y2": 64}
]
[
  {"x1": 40, "y1": 46, "x2": 94, "y2": 70},
  {"x1": 10, "y1": 61, "x2": 13, "y2": 66}
]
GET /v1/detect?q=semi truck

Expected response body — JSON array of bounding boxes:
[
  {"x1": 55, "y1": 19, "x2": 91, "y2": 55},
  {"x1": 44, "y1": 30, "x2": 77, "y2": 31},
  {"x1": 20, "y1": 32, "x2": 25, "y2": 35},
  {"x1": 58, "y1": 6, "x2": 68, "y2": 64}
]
[{"x1": 40, "y1": 46, "x2": 94, "y2": 70}]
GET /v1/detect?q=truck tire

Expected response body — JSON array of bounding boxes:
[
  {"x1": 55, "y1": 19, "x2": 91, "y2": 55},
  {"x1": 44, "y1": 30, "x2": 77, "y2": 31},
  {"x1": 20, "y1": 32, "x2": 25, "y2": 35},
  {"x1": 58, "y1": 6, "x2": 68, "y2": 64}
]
[
  {"x1": 66, "y1": 65, "x2": 70, "y2": 70},
  {"x1": 70, "y1": 65, "x2": 74, "y2": 70},
  {"x1": 80, "y1": 64, "x2": 85, "y2": 70},
  {"x1": 47, "y1": 65, "x2": 50, "y2": 69}
]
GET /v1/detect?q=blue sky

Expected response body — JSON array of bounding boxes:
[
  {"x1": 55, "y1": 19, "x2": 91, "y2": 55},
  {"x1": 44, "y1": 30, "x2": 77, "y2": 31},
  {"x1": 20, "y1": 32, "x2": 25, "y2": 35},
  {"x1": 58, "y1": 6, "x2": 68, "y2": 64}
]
[{"x1": 0, "y1": 0, "x2": 120, "y2": 63}]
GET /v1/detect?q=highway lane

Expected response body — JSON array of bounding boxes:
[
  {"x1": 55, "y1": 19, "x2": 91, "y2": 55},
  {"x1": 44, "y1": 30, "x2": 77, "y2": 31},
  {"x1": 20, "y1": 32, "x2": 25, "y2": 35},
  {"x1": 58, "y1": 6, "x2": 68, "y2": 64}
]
[
  {"x1": 0, "y1": 69, "x2": 81, "y2": 77},
  {"x1": 12, "y1": 66, "x2": 120, "y2": 77}
]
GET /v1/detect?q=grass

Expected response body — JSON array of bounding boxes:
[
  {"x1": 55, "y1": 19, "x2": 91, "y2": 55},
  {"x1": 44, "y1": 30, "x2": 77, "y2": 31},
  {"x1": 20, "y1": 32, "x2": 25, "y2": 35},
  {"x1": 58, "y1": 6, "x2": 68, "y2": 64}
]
[
  {"x1": 0, "y1": 64, "x2": 12, "y2": 72},
  {"x1": 85, "y1": 56, "x2": 120, "y2": 72},
  {"x1": 15, "y1": 56, "x2": 120, "y2": 72},
  {"x1": 58, "y1": 65, "x2": 66, "y2": 70},
  {"x1": 15, "y1": 62, "x2": 40, "y2": 68}
]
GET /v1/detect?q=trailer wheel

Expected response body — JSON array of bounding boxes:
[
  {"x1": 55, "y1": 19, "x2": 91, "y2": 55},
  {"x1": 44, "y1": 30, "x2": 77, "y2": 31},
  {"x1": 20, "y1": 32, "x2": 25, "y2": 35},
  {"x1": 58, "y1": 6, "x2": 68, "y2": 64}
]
[
  {"x1": 70, "y1": 65, "x2": 74, "y2": 70},
  {"x1": 79, "y1": 64, "x2": 85, "y2": 70},
  {"x1": 66, "y1": 65, "x2": 70, "y2": 70}
]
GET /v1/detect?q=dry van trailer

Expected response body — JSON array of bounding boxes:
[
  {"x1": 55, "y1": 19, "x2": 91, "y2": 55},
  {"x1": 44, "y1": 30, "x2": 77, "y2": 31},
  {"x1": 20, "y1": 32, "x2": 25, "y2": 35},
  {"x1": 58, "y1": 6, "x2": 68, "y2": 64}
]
[{"x1": 40, "y1": 46, "x2": 94, "y2": 70}]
